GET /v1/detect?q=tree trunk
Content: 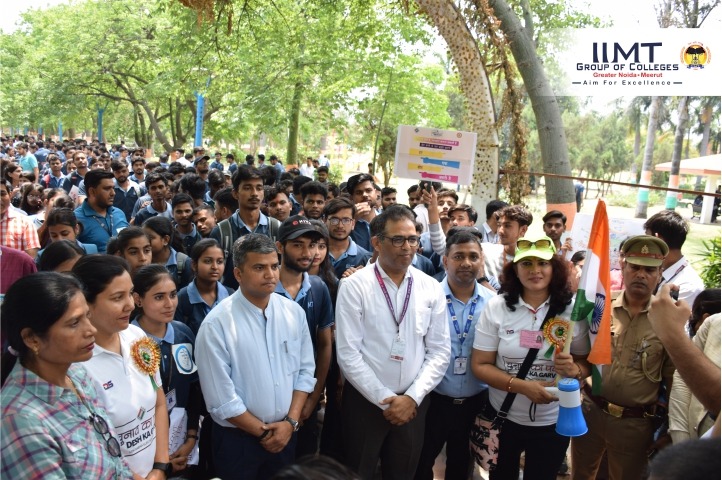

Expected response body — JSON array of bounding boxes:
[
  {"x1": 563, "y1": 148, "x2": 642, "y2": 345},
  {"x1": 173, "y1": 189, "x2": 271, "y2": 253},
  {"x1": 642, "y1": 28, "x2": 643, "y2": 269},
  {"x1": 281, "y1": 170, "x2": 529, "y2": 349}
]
[
  {"x1": 700, "y1": 102, "x2": 712, "y2": 155},
  {"x1": 635, "y1": 96, "x2": 662, "y2": 218},
  {"x1": 414, "y1": 0, "x2": 498, "y2": 222},
  {"x1": 665, "y1": 97, "x2": 689, "y2": 210},
  {"x1": 140, "y1": 100, "x2": 173, "y2": 152},
  {"x1": 634, "y1": 120, "x2": 641, "y2": 158},
  {"x1": 286, "y1": 80, "x2": 303, "y2": 167},
  {"x1": 486, "y1": 0, "x2": 576, "y2": 224}
]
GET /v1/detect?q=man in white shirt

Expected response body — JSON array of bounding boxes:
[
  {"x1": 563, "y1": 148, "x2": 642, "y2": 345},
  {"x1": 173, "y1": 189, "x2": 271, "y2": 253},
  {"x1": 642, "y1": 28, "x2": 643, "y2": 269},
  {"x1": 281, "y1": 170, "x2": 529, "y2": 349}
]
[
  {"x1": 195, "y1": 233, "x2": 316, "y2": 480},
  {"x1": 644, "y1": 210, "x2": 704, "y2": 306},
  {"x1": 480, "y1": 200, "x2": 507, "y2": 244},
  {"x1": 482, "y1": 205, "x2": 532, "y2": 279},
  {"x1": 299, "y1": 157, "x2": 316, "y2": 178},
  {"x1": 336, "y1": 205, "x2": 450, "y2": 479}
]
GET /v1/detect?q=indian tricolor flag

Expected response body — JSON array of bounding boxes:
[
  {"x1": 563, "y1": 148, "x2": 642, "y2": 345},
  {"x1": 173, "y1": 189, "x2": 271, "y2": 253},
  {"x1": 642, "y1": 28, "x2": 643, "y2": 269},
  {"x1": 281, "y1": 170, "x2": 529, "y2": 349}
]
[{"x1": 571, "y1": 200, "x2": 612, "y2": 394}]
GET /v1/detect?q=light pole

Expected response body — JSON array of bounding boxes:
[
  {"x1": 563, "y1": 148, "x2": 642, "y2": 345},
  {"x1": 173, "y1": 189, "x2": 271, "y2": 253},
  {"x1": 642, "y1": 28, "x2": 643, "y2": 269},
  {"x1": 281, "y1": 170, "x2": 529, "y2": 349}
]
[{"x1": 194, "y1": 75, "x2": 212, "y2": 148}]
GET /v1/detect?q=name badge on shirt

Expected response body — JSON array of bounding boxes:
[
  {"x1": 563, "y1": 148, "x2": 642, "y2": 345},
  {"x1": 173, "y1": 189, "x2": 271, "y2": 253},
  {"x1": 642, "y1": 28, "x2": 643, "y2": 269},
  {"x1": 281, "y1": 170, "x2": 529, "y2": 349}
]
[
  {"x1": 454, "y1": 356, "x2": 467, "y2": 375},
  {"x1": 166, "y1": 388, "x2": 177, "y2": 412},
  {"x1": 520, "y1": 330, "x2": 544, "y2": 349},
  {"x1": 390, "y1": 337, "x2": 406, "y2": 362}
]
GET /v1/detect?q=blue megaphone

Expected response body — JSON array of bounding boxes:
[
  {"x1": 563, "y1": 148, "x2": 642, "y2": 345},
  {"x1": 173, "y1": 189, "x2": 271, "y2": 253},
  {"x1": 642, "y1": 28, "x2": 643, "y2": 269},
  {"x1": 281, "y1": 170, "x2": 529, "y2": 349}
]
[{"x1": 546, "y1": 378, "x2": 588, "y2": 437}]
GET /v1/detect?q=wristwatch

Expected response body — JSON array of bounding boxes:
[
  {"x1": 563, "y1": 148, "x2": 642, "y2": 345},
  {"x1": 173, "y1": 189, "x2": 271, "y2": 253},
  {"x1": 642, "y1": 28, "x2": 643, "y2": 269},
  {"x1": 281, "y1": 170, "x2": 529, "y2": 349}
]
[
  {"x1": 283, "y1": 415, "x2": 300, "y2": 432},
  {"x1": 152, "y1": 462, "x2": 172, "y2": 476},
  {"x1": 478, "y1": 276, "x2": 490, "y2": 284}
]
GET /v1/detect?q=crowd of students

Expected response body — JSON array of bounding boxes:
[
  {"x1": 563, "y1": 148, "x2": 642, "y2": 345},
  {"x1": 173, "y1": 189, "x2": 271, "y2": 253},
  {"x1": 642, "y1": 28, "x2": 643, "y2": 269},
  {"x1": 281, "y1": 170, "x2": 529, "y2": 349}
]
[{"x1": 1, "y1": 135, "x2": 720, "y2": 480}]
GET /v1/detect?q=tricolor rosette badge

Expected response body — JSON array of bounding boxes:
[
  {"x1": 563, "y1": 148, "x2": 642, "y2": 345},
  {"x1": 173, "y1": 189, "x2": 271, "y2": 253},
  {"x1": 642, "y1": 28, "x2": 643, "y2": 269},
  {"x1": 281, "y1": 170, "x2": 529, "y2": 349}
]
[
  {"x1": 130, "y1": 337, "x2": 161, "y2": 388},
  {"x1": 543, "y1": 318, "x2": 569, "y2": 358}
]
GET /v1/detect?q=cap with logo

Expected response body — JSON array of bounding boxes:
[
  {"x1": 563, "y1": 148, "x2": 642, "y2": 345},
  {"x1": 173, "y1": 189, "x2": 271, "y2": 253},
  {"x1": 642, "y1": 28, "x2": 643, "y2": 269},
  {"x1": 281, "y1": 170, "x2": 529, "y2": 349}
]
[
  {"x1": 621, "y1": 235, "x2": 668, "y2": 267},
  {"x1": 513, "y1": 235, "x2": 557, "y2": 263},
  {"x1": 278, "y1": 216, "x2": 321, "y2": 243}
]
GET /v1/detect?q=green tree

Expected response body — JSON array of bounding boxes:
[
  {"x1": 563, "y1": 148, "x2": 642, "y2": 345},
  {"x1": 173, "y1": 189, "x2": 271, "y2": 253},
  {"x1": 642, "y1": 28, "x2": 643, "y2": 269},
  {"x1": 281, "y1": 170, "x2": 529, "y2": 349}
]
[{"x1": 355, "y1": 58, "x2": 452, "y2": 186}]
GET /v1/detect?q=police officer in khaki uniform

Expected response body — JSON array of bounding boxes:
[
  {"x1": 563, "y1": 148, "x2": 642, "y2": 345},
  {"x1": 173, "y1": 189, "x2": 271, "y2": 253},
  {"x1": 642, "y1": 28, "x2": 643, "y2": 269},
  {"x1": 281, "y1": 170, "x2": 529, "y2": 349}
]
[{"x1": 572, "y1": 235, "x2": 675, "y2": 480}]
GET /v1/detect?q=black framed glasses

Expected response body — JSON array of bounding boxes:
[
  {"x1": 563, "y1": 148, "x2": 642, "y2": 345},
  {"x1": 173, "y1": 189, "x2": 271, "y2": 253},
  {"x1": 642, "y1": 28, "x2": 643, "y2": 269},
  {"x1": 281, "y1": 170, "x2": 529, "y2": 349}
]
[
  {"x1": 89, "y1": 413, "x2": 122, "y2": 457},
  {"x1": 379, "y1": 234, "x2": 420, "y2": 247},
  {"x1": 327, "y1": 217, "x2": 353, "y2": 226},
  {"x1": 516, "y1": 239, "x2": 552, "y2": 250}
]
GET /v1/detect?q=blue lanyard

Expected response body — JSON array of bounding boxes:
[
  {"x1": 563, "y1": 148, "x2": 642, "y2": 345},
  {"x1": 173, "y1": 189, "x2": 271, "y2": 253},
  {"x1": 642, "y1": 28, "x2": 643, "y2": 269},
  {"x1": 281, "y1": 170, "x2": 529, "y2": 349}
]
[
  {"x1": 374, "y1": 265, "x2": 413, "y2": 332},
  {"x1": 445, "y1": 294, "x2": 479, "y2": 347},
  {"x1": 91, "y1": 210, "x2": 114, "y2": 236}
]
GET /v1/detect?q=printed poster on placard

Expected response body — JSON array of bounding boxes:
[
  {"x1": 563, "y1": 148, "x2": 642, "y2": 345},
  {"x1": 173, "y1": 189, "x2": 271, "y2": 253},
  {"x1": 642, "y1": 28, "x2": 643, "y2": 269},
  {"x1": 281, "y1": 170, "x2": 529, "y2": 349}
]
[
  {"x1": 568, "y1": 213, "x2": 645, "y2": 267},
  {"x1": 394, "y1": 125, "x2": 477, "y2": 185}
]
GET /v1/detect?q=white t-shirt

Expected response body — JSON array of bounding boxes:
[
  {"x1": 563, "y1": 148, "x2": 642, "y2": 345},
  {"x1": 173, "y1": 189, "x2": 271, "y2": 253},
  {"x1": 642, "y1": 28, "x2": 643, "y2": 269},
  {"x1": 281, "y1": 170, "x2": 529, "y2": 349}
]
[
  {"x1": 473, "y1": 295, "x2": 590, "y2": 426},
  {"x1": 84, "y1": 324, "x2": 161, "y2": 477}
]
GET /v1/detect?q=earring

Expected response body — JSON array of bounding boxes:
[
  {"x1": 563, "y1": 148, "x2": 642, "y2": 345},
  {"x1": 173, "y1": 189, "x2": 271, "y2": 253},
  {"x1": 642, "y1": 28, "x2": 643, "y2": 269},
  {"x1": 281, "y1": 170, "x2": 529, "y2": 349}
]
[{"x1": 32, "y1": 345, "x2": 39, "y2": 356}]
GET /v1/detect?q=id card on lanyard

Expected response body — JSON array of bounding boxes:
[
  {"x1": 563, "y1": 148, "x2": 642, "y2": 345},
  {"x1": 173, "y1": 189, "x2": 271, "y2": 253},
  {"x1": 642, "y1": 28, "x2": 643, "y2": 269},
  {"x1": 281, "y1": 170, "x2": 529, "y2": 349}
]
[
  {"x1": 374, "y1": 265, "x2": 413, "y2": 362},
  {"x1": 446, "y1": 295, "x2": 478, "y2": 375}
]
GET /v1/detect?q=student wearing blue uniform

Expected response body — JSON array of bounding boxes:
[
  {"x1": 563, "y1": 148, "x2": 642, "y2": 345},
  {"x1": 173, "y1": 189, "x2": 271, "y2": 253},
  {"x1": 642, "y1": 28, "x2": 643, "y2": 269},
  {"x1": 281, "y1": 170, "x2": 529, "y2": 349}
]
[
  {"x1": 131, "y1": 265, "x2": 203, "y2": 477},
  {"x1": 176, "y1": 239, "x2": 235, "y2": 336},
  {"x1": 274, "y1": 216, "x2": 334, "y2": 458},
  {"x1": 142, "y1": 216, "x2": 193, "y2": 290},
  {"x1": 36, "y1": 207, "x2": 98, "y2": 267},
  {"x1": 323, "y1": 197, "x2": 372, "y2": 278}
]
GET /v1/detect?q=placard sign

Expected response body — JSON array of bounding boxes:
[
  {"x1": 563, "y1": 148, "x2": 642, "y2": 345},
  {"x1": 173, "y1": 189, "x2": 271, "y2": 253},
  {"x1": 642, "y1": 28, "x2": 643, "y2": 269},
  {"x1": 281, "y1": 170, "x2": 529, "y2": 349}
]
[
  {"x1": 568, "y1": 213, "x2": 646, "y2": 266},
  {"x1": 394, "y1": 125, "x2": 477, "y2": 185}
]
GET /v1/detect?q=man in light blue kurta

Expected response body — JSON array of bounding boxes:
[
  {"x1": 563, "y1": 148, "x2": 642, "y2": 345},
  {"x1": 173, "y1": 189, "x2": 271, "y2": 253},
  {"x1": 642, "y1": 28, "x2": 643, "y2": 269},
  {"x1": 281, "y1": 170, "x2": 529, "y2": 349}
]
[{"x1": 195, "y1": 233, "x2": 316, "y2": 480}]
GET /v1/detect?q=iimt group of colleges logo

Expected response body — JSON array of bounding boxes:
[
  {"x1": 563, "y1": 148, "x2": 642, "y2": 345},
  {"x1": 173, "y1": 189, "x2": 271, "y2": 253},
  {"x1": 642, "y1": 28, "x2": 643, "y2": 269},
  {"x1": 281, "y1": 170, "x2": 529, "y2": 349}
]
[
  {"x1": 681, "y1": 42, "x2": 711, "y2": 69},
  {"x1": 554, "y1": 28, "x2": 718, "y2": 96}
]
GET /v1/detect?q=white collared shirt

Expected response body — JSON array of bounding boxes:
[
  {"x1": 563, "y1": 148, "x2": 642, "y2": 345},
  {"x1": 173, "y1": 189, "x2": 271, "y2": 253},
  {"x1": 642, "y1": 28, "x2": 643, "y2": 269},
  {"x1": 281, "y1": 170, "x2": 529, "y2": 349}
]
[
  {"x1": 83, "y1": 325, "x2": 160, "y2": 477},
  {"x1": 482, "y1": 243, "x2": 512, "y2": 279},
  {"x1": 335, "y1": 262, "x2": 450, "y2": 408},
  {"x1": 659, "y1": 256, "x2": 704, "y2": 306},
  {"x1": 473, "y1": 296, "x2": 589, "y2": 426},
  {"x1": 481, "y1": 222, "x2": 499, "y2": 244}
]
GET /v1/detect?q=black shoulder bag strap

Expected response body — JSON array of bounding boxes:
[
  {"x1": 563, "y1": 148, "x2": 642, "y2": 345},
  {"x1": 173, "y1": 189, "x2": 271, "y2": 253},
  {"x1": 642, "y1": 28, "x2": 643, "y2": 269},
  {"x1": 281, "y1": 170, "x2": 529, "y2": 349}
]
[{"x1": 494, "y1": 307, "x2": 556, "y2": 425}]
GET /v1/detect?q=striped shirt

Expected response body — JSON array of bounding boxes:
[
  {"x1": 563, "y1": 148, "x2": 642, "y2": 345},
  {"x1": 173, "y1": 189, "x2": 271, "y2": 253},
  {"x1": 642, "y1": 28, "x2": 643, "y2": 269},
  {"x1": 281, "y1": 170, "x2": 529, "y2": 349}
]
[
  {"x1": 0, "y1": 207, "x2": 41, "y2": 253},
  {"x1": 1, "y1": 362, "x2": 134, "y2": 479}
]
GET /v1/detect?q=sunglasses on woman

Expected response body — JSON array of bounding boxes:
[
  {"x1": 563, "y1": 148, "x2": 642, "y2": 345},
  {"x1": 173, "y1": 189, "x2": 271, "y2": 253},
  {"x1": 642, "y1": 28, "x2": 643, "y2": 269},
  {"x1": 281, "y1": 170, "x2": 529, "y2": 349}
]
[
  {"x1": 88, "y1": 412, "x2": 122, "y2": 457},
  {"x1": 516, "y1": 239, "x2": 552, "y2": 250}
]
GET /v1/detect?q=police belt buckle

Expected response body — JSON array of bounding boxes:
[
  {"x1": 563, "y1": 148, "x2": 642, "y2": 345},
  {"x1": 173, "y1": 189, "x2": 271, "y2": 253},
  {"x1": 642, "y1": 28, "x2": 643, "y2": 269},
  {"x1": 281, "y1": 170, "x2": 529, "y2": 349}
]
[
  {"x1": 605, "y1": 402, "x2": 624, "y2": 418},
  {"x1": 453, "y1": 398, "x2": 465, "y2": 405}
]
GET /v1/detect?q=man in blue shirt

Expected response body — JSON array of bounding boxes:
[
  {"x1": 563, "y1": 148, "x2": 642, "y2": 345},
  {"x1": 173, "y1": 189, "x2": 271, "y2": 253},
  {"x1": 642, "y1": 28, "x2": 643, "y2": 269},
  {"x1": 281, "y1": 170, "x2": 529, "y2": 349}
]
[
  {"x1": 323, "y1": 197, "x2": 372, "y2": 278},
  {"x1": 347, "y1": 173, "x2": 377, "y2": 251},
  {"x1": 210, "y1": 165, "x2": 281, "y2": 289},
  {"x1": 270, "y1": 155, "x2": 284, "y2": 184},
  {"x1": 210, "y1": 152, "x2": 224, "y2": 171},
  {"x1": 226, "y1": 153, "x2": 238, "y2": 175},
  {"x1": 74, "y1": 170, "x2": 129, "y2": 253},
  {"x1": 40, "y1": 154, "x2": 66, "y2": 189},
  {"x1": 414, "y1": 230, "x2": 495, "y2": 480},
  {"x1": 274, "y1": 216, "x2": 334, "y2": 458},
  {"x1": 16, "y1": 142, "x2": 39, "y2": 180},
  {"x1": 195, "y1": 234, "x2": 316, "y2": 480},
  {"x1": 111, "y1": 160, "x2": 142, "y2": 222}
]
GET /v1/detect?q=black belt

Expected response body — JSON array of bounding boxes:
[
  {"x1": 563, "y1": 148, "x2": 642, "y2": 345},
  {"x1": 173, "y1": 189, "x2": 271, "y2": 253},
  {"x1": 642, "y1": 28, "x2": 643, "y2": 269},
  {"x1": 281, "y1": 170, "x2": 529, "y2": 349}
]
[{"x1": 431, "y1": 391, "x2": 483, "y2": 405}]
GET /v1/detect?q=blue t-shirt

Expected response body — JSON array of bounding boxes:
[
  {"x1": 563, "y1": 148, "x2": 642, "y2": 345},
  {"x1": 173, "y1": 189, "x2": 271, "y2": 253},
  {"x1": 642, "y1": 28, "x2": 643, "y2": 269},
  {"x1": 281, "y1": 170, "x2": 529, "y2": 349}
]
[
  {"x1": 330, "y1": 239, "x2": 371, "y2": 278},
  {"x1": 74, "y1": 201, "x2": 129, "y2": 253},
  {"x1": 274, "y1": 273, "x2": 334, "y2": 354}
]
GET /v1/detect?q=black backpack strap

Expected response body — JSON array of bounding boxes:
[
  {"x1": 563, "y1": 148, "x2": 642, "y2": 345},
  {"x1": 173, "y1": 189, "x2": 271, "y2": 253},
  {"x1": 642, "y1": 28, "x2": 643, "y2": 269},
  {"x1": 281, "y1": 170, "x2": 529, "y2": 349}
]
[
  {"x1": 269, "y1": 217, "x2": 280, "y2": 241},
  {"x1": 218, "y1": 219, "x2": 233, "y2": 253}
]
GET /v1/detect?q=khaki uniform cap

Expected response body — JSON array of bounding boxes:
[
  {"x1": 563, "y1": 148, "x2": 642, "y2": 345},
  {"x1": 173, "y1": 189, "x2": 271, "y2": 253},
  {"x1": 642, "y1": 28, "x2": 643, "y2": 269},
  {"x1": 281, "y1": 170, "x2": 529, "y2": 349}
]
[{"x1": 622, "y1": 235, "x2": 669, "y2": 267}]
